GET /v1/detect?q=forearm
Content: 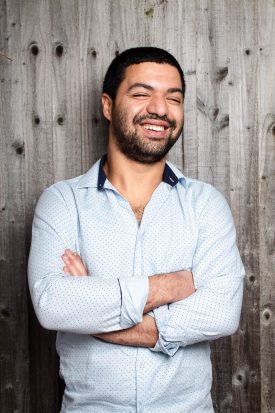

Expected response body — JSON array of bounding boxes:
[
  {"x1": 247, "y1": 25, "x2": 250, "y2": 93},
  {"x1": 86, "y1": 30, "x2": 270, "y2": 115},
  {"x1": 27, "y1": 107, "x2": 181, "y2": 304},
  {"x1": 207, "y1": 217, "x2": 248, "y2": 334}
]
[
  {"x1": 151, "y1": 275, "x2": 244, "y2": 356},
  {"x1": 94, "y1": 314, "x2": 158, "y2": 347},
  {"x1": 144, "y1": 270, "x2": 195, "y2": 313},
  {"x1": 91, "y1": 271, "x2": 195, "y2": 346}
]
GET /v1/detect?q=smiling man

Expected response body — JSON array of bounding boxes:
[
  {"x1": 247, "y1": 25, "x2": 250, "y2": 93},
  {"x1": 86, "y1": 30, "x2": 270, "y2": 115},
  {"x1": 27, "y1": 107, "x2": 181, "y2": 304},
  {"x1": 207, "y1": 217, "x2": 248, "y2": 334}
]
[{"x1": 28, "y1": 47, "x2": 245, "y2": 412}]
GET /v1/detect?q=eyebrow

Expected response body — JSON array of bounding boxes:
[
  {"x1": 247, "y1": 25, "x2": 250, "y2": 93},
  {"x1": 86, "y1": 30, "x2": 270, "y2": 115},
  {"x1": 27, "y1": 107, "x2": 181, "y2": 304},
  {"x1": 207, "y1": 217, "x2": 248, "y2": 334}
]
[{"x1": 127, "y1": 82, "x2": 183, "y2": 95}]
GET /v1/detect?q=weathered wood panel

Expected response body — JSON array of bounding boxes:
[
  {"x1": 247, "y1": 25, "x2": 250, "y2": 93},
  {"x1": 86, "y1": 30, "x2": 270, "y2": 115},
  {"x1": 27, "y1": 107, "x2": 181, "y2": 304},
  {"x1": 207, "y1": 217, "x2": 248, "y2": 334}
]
[
  {"x1": 258, "y1": 1, "x2": 275, "y2": 411},
  {"x1": 79, "y1": 0, "x2": 112, "y2": 166},
  {"x1": 20, "y1": 0, "x2": 59, "y2": 411},
  {"x1": 228, "y1": 1, "x2": 261, "y2": 412},
  {"x1": 196, "y1": 2, "x2": 234, "y2": 410},
  {"x1": 0, "y1": 1, "x2": 274, "y2": 412},
  {"x1": 0, "y1": 0, "x2": 29, "y2": 411}
]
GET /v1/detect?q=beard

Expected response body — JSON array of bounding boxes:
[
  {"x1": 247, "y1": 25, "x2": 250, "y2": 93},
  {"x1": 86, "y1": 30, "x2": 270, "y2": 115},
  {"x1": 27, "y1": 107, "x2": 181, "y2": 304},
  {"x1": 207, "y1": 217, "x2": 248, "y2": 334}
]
[{"x1": 111, "y1": 105, "x2": 183, "y2": 164}]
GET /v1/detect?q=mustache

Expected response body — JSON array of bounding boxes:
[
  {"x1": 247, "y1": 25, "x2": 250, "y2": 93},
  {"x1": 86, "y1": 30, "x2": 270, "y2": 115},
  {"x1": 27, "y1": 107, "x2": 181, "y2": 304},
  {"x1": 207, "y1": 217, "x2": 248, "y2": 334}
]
[{"x1": 133, "y1": 114, "x2": 176, "y2": 129}]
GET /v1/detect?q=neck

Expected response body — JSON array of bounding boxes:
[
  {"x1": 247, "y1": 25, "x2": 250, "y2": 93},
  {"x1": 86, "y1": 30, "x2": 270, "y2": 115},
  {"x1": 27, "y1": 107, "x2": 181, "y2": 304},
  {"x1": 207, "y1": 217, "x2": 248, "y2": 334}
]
[{"x1": 104, "y1": 139, "x2": 166, "y2": 203}]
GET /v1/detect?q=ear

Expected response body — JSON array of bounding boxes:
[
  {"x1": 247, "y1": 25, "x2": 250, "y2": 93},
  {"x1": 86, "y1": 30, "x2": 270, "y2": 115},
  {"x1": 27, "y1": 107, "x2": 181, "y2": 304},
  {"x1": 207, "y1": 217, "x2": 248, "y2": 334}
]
[{"x1": 102, "y1": 93, "x2": 113, "y2": 121}]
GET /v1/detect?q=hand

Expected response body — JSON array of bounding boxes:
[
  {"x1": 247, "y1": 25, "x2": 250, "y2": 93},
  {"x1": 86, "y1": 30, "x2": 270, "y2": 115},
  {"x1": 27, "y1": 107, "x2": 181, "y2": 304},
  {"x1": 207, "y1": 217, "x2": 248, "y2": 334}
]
[{"x1": 61, "y1": 249, "x2": 88, "y2": 276}]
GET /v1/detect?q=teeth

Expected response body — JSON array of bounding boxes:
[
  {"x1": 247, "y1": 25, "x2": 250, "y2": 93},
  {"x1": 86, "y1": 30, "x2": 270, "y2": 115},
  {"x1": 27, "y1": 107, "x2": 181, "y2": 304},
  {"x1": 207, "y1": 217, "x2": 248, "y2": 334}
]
[{"x1": 143, "y1": 125, "x2": 165, "y2": 131}]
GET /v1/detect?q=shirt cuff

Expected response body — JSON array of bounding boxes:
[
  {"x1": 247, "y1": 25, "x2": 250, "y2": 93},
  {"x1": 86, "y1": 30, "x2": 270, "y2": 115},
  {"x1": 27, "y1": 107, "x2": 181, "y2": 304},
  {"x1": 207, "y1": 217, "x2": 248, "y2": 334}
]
[
  {"x1": 119, "y1": 277, "x2": 149, "y2": 329},
  {"x1": 150, "y1": 305, "x2": 181, "y2": 357}
]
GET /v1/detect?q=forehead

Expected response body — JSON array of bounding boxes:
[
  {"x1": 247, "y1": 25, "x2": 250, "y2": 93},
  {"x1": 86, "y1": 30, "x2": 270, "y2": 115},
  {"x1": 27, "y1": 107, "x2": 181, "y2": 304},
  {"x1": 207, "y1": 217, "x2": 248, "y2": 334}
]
[{"x1": 120, "y1": 62, "x2": 182, "y2": 91}]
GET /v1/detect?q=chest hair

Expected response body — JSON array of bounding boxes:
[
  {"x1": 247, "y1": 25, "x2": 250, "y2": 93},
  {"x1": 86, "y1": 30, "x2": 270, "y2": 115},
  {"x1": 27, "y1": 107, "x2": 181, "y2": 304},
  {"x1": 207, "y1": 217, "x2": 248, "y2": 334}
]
[{"x1": 131, "y1": 205, "x2": 145, "y2": 225}]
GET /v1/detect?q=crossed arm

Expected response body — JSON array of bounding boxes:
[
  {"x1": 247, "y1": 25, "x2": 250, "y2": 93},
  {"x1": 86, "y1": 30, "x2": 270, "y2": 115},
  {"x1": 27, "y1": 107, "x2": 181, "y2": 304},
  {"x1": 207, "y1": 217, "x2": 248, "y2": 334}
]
[
  {"x1": 29, "y1": 186, "x2": 244, "y2": 353},
  {"x1": 62, "y1": 249, "x2": 195, "y2": 347}
]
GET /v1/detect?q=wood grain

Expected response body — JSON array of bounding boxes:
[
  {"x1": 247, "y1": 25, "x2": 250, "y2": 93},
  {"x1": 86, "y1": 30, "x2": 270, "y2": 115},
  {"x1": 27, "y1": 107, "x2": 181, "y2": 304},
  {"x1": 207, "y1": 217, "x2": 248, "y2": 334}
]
[
  {"x1": 20, "y1": 0, "x2": 59, "y2": 411},
  {"x1": 258, "y1": 1, "x2": 275, "y2": 411},
  {"x1": 0, "y1": 0, "x2": 29, "y2": 411},
  {"x1": 228, "y1": 1, "x2": 261, "y2": 412}
]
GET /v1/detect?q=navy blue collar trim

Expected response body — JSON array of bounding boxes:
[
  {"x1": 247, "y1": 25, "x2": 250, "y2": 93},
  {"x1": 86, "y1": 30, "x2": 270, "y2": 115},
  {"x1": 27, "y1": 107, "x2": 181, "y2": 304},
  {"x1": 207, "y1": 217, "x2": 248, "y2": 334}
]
[
  {"x1": 162, "y1": 162, "x2": 178, "y2": 187},
  {"x1": 97, "y1": 153, "x2": 179, "y2": 190},
  {"x1": 97, "y1": 154, "x2": 108, "y2": 190}
]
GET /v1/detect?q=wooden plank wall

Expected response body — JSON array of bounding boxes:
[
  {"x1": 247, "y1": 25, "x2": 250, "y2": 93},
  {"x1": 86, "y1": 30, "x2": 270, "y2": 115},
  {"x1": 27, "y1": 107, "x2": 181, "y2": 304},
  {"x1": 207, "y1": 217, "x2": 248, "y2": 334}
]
[{"x1": 0, "y1": 0, "x2": 274, "y2": 412}]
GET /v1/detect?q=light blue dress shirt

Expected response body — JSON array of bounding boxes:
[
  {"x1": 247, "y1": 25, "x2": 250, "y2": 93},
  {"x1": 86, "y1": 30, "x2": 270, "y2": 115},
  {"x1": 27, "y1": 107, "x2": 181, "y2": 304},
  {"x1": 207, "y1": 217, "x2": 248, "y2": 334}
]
[{"x1": 28, "y1": 155, "x2": 245, "y2": 413}]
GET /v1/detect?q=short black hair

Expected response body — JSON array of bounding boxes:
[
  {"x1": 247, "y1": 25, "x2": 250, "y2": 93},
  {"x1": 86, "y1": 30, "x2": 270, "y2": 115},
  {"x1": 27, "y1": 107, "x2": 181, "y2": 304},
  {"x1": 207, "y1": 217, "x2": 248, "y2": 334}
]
[{"x1": 102, "y1": 47, "x2": 185, "y2": 100}]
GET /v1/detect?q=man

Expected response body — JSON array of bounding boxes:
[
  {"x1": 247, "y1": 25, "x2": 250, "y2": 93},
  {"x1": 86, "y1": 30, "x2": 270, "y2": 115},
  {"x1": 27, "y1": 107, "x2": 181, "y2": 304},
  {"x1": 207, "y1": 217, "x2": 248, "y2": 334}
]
[{"x1": 28, "y1": 47, "x2": 245, "y2": 412}]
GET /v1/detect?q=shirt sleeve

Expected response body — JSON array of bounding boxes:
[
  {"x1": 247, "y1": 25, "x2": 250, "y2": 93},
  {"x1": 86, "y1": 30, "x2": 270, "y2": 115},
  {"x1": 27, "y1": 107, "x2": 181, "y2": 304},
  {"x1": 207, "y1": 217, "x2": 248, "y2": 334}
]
[
  {"x1": 28, "y1": 187, "x2": 148, "y2": 334},
  {"x1": 151, "y1": 186, "x2": 245, "y2": 356}
]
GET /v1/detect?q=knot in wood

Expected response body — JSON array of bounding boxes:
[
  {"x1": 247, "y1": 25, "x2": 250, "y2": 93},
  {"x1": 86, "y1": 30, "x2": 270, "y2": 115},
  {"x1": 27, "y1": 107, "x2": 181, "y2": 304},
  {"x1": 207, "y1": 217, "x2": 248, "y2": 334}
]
[
  {"x1": 33, "y1": 115, "x2": 40, "y2": 126},
  {"x1": 145, "y1": 8, "x2": 154, "y2": 18},
  {"x1": 88, "y1": 48, "x2": 97, "y2": 57},
  {"x1": 216, "y1": 67, "x2": 228, "y2": 82},
  {"x1": 209, "y1": 107, "x2": 219, "y2": 121},
  {"x1": 1, "y1": 307, "x2": 10, "y2": 318},
  {"x1": 56, "y1": 44, "x2": 64, "y2": 57},
  {"x1": 57, "y1": 116, "x2": 64, "y2": 125},
  {"x1": 233, "y1": 369, "x2": 247, "y2": 387},
  {"x1": 249, "y1": 274, "x2": 255, "y2": 283},
  {"x1": 12, "y1": 141, "x2": 25, "y2": 155},
  {"x1": 30, "y1": 43, "x2": 39, "y2": 56},
  {"x1": 262, "y1": 308, "x2": 272, "y2": 325},
  {"x1": 219, "y1": 114, "x2": 229, "y2": 130}
]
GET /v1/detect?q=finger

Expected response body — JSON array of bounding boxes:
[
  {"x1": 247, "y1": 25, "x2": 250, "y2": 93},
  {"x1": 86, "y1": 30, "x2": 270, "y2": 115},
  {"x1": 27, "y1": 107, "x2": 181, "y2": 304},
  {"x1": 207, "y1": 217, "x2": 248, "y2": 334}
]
[
  {"x1": 65, "y1": 250, "x2": 88, "y2": 276},
  {"x1": 63, "y1": 266, "x2": 73, "y2": 276},
  {"x1": 62, "y1": 255, "x2": 79, "y2": 275},
  {"x1": 67, "y1": 255, "x2": 87, "y2": 276},
  {"x1": 62, "y1": 255, "x2": 81, "y2": 276},
  {"x1": 62, "y1": 252, "x2": 88, "y2": 276},
  {"x1": 65, "y1": 249, "x2": 78, "y2": 257}
]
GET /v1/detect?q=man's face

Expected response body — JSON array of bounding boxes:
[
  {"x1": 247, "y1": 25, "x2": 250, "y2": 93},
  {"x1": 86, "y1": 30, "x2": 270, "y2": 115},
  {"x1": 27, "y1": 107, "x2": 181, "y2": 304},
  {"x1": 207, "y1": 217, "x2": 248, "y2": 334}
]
[{"x1": 106, "y1": 62, "x2": 184, "y2": 164}]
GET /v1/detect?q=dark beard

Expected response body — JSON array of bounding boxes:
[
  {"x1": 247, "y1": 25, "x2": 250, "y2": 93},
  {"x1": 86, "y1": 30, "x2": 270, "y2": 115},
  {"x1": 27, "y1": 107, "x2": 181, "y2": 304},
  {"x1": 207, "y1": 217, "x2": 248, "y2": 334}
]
[{"x1": 111, "y1": 106, "x2": 183, "y2": 164}]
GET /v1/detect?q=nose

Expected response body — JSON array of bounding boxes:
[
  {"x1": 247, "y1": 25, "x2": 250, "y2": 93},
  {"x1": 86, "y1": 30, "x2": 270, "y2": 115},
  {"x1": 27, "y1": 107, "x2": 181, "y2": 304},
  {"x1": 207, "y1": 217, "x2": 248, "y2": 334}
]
[{"x1": 146, "y1": 93, "x2": 168, "y2": 117}]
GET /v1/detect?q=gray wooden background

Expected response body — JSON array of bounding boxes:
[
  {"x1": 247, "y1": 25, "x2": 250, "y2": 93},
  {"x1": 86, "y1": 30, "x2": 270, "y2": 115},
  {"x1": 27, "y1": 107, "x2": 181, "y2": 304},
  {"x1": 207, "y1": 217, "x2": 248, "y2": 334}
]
[{"x1": 0, "y1": 0, "x2": 274, "y2": 412}]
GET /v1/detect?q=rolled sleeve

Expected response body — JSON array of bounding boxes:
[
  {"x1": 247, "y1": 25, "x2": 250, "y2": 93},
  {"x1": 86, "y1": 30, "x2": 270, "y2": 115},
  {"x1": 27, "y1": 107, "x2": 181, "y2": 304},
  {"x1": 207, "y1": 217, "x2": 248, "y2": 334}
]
[
  {"x1": 150, "y1": 305, "x2": 181, "y2": 356},
  {"x1": 28, "y1": 186, "x2": 149, "y2": 334},
  {"x1": 150, "y1": 186, "x2": 245, "y2": 356},
  {"x1": 119, "y1": 277, "x2": 149, "y2": 328}
]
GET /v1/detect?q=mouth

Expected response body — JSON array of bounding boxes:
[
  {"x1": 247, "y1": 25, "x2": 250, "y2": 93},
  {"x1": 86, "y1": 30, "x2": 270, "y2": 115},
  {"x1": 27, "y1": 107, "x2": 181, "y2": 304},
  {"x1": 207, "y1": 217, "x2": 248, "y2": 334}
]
[
  {"x1": 138, "y1": 119, "x2": 172, "y2": 138},
  {"x1": 143, "y1": 124, "x2": 166, "y2": 132}
]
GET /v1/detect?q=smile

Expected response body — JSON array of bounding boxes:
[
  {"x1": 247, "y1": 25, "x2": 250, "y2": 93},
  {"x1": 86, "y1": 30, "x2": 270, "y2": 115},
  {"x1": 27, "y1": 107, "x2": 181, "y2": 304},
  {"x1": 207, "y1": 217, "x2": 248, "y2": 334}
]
[{"x1": 143, "y1": 125, "x2": 165, "y2": 132}]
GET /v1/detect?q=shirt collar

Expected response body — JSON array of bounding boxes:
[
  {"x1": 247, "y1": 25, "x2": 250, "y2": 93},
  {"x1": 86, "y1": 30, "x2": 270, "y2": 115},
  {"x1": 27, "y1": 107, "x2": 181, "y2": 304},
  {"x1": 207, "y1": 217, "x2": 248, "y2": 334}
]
[
  {"x1": 98, "y1": 154, "x2": 181, "y2": 190},
  {"x1": 77, "y1": 154, "x2": 186, "y2": 190}
]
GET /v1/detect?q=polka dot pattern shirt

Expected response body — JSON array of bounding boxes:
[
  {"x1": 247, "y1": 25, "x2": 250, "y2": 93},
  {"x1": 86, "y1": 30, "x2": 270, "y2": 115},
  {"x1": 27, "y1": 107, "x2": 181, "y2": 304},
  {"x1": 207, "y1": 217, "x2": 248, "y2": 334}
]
[{"x1": 28, "y1": 155, "x2": 245, "y2": 412}]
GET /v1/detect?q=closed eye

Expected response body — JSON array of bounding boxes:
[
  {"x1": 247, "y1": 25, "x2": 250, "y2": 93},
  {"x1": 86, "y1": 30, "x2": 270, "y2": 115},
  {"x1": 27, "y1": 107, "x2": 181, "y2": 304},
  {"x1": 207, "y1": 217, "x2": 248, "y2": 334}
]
[
  {"x1": 167, "y1": 97, "x2": 182, "y2": 104},
  {"x1": 132, "y1": 93, "x2": 149, "y2": 97},
  {"x1": 131, "y1": 93, "x2": 150, "y2": 99}
]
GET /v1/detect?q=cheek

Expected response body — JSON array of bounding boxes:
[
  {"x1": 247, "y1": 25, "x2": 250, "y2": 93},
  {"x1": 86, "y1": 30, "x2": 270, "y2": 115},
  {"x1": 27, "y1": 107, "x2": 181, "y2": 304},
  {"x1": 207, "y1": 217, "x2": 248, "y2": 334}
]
[{"x1": 176, "y1": 111, "x2": 184, "y2": 126}]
